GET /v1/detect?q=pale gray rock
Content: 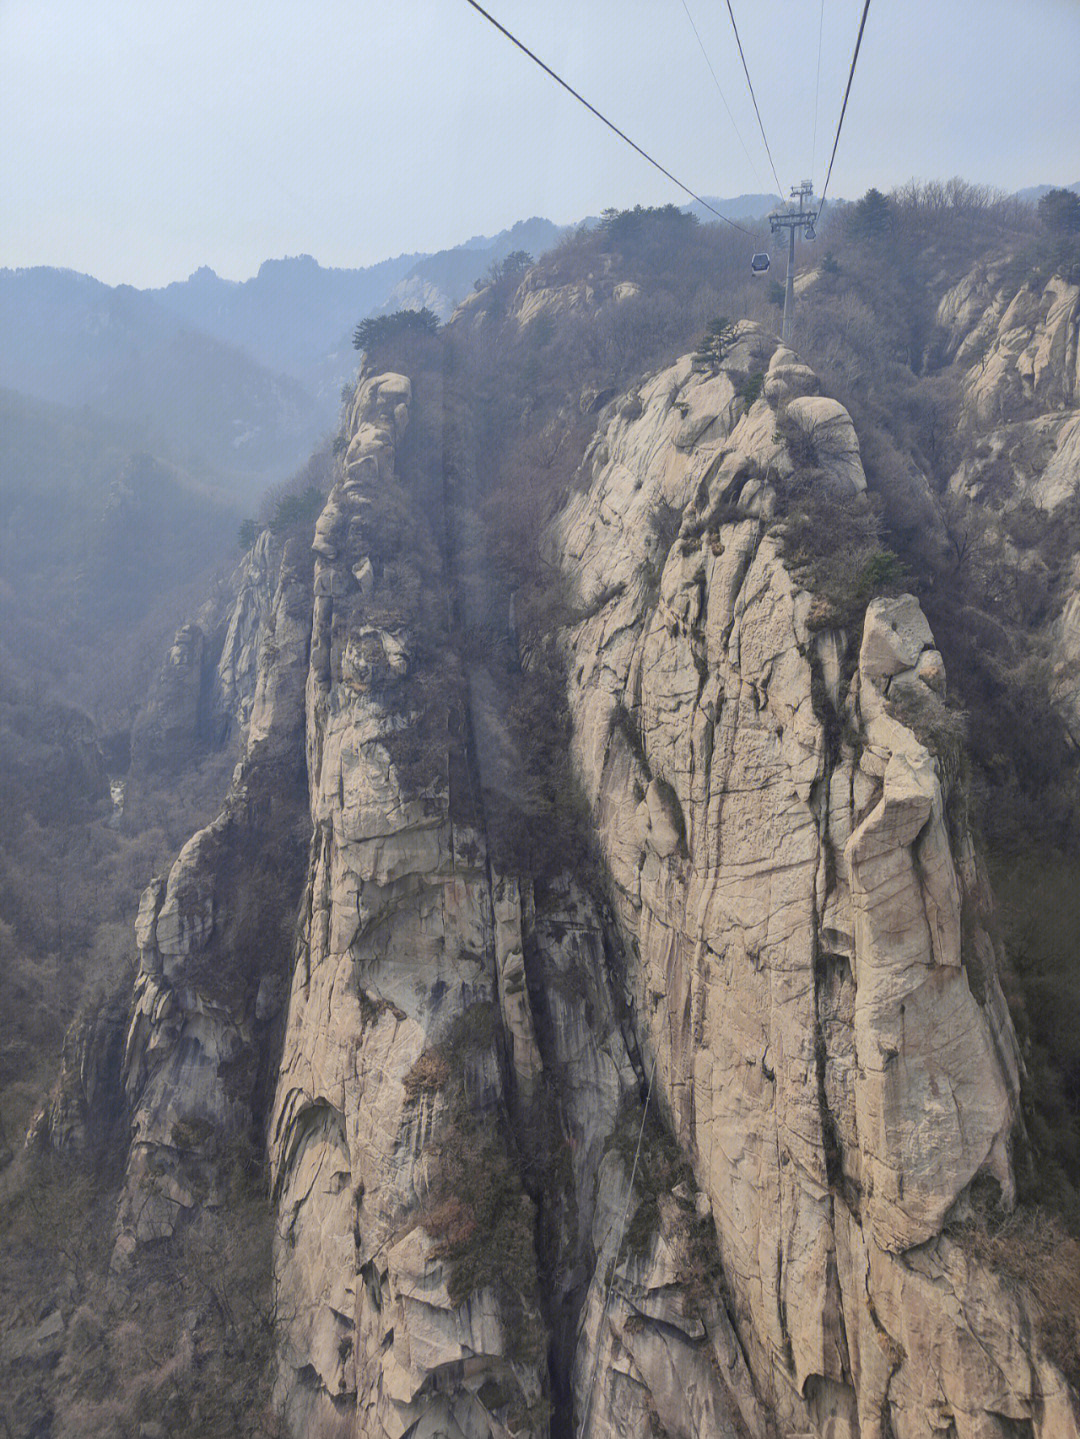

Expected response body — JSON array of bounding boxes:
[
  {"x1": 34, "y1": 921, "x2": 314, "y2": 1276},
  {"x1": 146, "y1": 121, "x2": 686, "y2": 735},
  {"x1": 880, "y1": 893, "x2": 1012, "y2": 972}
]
[
  {"x1": 114, "y1": 533, "x2": 314, "y2": 1259},
  {"x1": 763, "y1": 343, "x2": 821, "y2": 404},
  {"x1": 268, "y1": 368, "x2": 549, "y2": 1437},
  {"x1": 859, "y1": 594, "x2": 935, "y2": 682},
  {"x1": 3, "y1": 1309, "x2": 65, "y2": 1365},
  {"x1": 784, "y1": 395, "x2": 867, "y2": 493},
  {"x1": 938, "y1": 263, "x2": 1080, "y2": 757},
  {"x1": 213, "y1": 528, "x2": 283, "y2": 740},
  {"x1": 87, "y1": 333, "x2": 1080, "y2": 1439},
  {"x1": 549, "y1": 354, "x2": 1064, "y2": 1437},
  {"x1": 950, "y1": 276, "x2": 1079, "y2": 426},
  {"x1": 573, "y1": 1152, "x2": 766, "y2": 1439}
]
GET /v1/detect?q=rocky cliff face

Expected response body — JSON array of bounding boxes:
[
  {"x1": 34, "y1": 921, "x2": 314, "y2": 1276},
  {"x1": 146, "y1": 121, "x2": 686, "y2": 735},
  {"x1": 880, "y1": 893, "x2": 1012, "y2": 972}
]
[
  {"x1": 112, "y1": 526, "x2": 312, "y2": 1257},
  {"x1": 55, "y1": 306, "x2": 1080, "y2": 1437},
  {"x1": 937, "y1": 267, "x2": 1080, "y2": 732},
  {"x1": 551, "y1": 337, "x2": 1070, "y2": 1438}
]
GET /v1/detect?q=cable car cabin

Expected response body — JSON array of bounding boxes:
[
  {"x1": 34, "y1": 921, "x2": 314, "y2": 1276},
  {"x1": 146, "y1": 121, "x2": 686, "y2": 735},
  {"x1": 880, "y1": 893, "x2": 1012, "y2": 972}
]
[{"x1": 751, "y1": 252, "x2": 771, "y2": 274}]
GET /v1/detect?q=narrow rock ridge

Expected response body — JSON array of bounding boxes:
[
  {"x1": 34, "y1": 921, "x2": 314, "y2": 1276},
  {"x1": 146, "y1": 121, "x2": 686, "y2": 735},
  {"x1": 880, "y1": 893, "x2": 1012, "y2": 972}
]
[
  {"x1": 266, "y1": 370, "x2": 550, "y2": 1436},
  {"x1": 77, "y1": 325, "x2": 1080, "y2": 1438}
]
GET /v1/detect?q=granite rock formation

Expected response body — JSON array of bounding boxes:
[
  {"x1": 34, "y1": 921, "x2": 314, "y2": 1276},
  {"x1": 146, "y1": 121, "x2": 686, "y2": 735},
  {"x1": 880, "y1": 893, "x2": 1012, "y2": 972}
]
[{"x1": 39, "y1": 311, "x2": 1080, "y2": 1437}]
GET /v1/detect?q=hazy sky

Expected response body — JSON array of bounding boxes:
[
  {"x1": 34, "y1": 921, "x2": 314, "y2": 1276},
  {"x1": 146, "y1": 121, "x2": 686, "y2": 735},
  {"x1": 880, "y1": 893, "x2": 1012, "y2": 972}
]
[{"x1": 2, "y1": 0, "x2": 1078, "y2": 288}]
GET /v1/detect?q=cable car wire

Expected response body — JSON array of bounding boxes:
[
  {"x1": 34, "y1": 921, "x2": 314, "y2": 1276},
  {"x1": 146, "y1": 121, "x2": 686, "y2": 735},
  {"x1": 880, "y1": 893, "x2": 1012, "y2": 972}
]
[
  {"x1": 819, "y1": 0, "x2": 871, "y2": 209},
  {"x1": 676, "y1": 0, "x2": 764, "y2": 190},
  {"x1": 461, "y1": 0, "x2": 752, "y2": 233},
  {"x1": 811, "y1": 0, "x2": 825, "y2": 182},
  {"x1": 723, "y1": 0, "x2": 785, "y2": 200}
]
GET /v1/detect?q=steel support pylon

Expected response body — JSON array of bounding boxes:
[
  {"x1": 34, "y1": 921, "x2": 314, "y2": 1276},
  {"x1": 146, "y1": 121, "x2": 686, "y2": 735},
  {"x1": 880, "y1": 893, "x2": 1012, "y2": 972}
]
[{"x1": 770, "y1": 181, "x2": 817, "y2": 347}]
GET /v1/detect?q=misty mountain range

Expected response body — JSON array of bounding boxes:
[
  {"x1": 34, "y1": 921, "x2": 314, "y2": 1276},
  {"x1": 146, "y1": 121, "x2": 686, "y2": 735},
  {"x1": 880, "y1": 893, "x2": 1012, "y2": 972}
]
[{"x1": 2, "y1": 187, "x2": 1075, "y2": 504}]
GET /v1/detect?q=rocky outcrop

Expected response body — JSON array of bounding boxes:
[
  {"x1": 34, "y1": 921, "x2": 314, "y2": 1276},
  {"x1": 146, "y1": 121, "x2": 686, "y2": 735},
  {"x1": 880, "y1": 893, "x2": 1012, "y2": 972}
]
[
  {"x1": 212, "y1": 527, "x2": 289, "y2": 742},
  {"x1": 937, "y1": 265, "x2": 1080, "y2": 739},
  {"x1": 940, "y1": 271, "x2": 1079, "y2": 429},
  {"x1": 130, "y1": 621, "x2": 212, "y2": 771},
  {"x1": 76, "y1": 318, "x2": 1079, "y2": 1439},
  {"x1": 939, "y1": 269, "x2": 1079, "y2": 511},
  {"x1": 266, "y1": 369, "x2": 558, "y2": 1437},
  {"x1": 130, "y1": 530, "x2": 289, "y2": 773},
  {"x1": 551, "y1": 336, "x2": 1070, "y2": 1437},
  {"x1": 114, "y1": 529, "x2": 312, "y2": 1257},
  {"x1": 27, "y1": 995, "x2": 128, "y2": 1158}
]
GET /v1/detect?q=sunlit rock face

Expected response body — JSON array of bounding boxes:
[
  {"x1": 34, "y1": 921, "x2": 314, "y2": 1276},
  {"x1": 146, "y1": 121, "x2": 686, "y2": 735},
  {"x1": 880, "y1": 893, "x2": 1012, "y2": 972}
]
[
  {"x1": 550, "y1": 336, "x2": 1069, "y2": 1438},
  {"x1": 96, "y1": 330, "x2": 1077, "y2": 1439},
  {"x1": 266, "y1": 371, "x2": 554, "y2": 1437}
]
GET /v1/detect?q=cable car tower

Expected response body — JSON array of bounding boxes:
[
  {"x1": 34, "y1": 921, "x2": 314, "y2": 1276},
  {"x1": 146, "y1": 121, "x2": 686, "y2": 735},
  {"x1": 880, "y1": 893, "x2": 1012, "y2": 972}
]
[{"x1": 769, "y1": 181, "x2": 817, "y2": 344}]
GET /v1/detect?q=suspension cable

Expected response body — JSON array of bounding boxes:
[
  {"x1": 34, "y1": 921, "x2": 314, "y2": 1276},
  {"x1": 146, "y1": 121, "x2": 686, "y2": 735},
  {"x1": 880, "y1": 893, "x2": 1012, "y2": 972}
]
[
  {"x1": 811, "y1": 0, "x2": 825, "y2": 182},
  {"x1": 723, "y1": 0, "x2": 785, "y2": 200},
  {"x1": 819, "y1": 0, "x2": 871, "y2": 209},
  {"x1": 462, "y1": 0, "x2": 752, "y2": 234},
  {"x1": 676, "y1": 0, "x2": 764, "y2": 190}
]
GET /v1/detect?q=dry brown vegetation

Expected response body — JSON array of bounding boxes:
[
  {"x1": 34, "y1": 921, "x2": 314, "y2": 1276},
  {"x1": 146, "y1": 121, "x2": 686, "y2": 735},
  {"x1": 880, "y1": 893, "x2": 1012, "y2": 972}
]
[
  {"x1": 402, "y1": 1047, "x2": 451, "y2": 1099},
  {"x1": 0, "y1": 1147, "x2": 286, "y2": 1439},
  {"x1": 950, "y1": 1176, "x2": 1080, "y2": 1389},
  {"x1": 409, "y1": 1002, "x2": 545, "y2": 1378}
]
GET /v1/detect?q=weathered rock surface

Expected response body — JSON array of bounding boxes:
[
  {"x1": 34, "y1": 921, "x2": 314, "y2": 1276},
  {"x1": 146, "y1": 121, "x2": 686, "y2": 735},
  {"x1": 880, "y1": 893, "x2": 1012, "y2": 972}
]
[
  {"x1": 550, "y1": 341, "x2": 1071, "y2": 1437},
  {"x1": 268, "y1": 369, "x2": 553, "y2": 1437},
  {"x1": 212, "y1": 527, "x2": 288, "y2": 742},
  {"x1": 128, "y1": 528, "x2": 290, "y2": 777},
  {"x1": 115, "y1": 530, "x2": 312, "y2": 1257},
  {"x1": 28, "y1": 995, "x2": 128, "y2": 1157},
  {"x1": 75, "y1": 321, "x2": 1079, "y2": 1439},
  {"x1": 940, "y1": 269, "x2": 1079, "y2": 516},
  {"x1": 784, "y1": 395, "x2": 867, "y2": 494},
  {"x1": 938, "y1": 265, "x2": 1080, "y2": 741},
  {"x1": 941, "y1": 272, "x2": 1079, "y2": 429},
  {"x1": 130, "y1": 621, "x2": 211, "y2": 771}
]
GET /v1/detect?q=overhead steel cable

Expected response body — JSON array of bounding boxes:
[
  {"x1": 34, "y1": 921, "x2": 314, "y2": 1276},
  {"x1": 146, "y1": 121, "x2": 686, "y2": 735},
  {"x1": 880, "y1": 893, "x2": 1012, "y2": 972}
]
[
  {"x1": 811, "y1": 0, "x2": 825, "y2": 181},
  {"x1": 723, "y1": 0, "x2": 785, "y2": 200},
  {"x1": 461, "y1": 0, "x2": 752, "y2": 234},
  {"x1": 676, "y1": 0, "x2": 764, "y2": 189},
  {"x1": 819, "y1": 0, "x2": 871, "y2": 208}
]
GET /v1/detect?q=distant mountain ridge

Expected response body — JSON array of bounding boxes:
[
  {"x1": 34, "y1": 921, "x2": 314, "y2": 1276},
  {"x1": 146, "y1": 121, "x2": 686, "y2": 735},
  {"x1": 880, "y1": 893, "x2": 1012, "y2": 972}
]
[
  {"x1": 687, "y1": 192, "x2": 783, "y2": 221},
  {"x1": 149, "y1": 216, "x2": 572, "y2": 404},
  {"x1": 6, "y1": 187, "x2": 1072, "y2": 508},
  {"x1": 1014, "y1": 181, "x2": 1080, "y2": 203},
  {"x1": 1, "y1": 218, "x2": 579, "y2": 496},
  {"x1": 148, "y1": 251, "x2": 424, "y2": 390},
  {"x1": 0, "y1": 267, "x2": 322, "y2": 491}
]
